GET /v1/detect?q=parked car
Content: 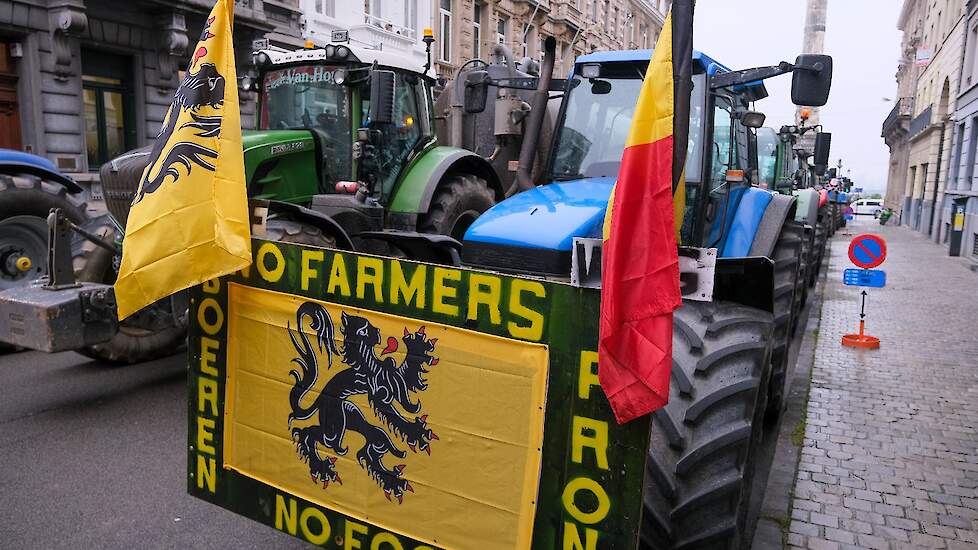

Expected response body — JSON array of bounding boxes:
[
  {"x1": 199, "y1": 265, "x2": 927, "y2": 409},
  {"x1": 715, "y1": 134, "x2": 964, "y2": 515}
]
[{"x1": 851, "y1": 198, "x2": 884, "y2": 216}]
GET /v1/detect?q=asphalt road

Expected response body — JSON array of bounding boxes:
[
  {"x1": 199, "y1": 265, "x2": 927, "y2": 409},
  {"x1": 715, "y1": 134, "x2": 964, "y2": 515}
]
[{"x1": 0, "y1": 348, "x2": 308, "y2": 550}]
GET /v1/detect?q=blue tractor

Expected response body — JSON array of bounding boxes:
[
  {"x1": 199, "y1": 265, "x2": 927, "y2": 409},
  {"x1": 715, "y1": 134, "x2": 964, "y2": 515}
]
[{"x1": 459, "y1": 49, "x2": 832, "y2": 548}]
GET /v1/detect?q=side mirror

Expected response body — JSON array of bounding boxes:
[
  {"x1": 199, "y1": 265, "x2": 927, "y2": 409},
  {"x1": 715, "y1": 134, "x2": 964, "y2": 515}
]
[
  {"x1": 813, "y1": 132, "x2": 831, "y2": 175},
  {"x1": 791, "y1": 54, "x2": 832, "y2": 107},
  {"x1": 463, "y1": 71, "x2": 489, "y2": 114},
  {"x1": 740, "y1": 110, "x2": 766, "y2": 128},
  {"x1": 368, "y1": 70, "x2": 396, "y2": 124}
]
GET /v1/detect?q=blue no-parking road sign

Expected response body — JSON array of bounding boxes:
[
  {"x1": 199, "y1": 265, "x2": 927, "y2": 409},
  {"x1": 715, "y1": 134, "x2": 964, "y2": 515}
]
[
  {"x1": 848, "y1": 234, "x2": 887, "y2": 269},
  {"x1": 844, "y1": 268, "x2": 886, "y2": 288}
]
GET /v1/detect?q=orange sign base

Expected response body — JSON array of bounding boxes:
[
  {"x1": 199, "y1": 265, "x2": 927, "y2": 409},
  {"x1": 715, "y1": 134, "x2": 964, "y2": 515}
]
[{"x1": 842, "y1": 319, "x2": 880, "y2": 349}]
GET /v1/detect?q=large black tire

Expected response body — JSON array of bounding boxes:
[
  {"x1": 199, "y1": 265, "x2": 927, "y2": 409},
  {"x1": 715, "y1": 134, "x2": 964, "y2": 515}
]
[
  {"x1": 75, "y1": 216, "x2": 187, "y2": 365},
  {"x1": 0, "y1": 175, "x2": 101, "y2": 289},
  {"x1": 798, "y1": 228, "x2": 814, "y2": 308},
  {"x1": 766, "y1": 222, "x2": 803, "y2": 418},
  {"x1": 418, "y1": 174, "x2": 495, "y2": 241},
  {"x1": 642, "y1": 301, "x2": 774, "y2": 550}
]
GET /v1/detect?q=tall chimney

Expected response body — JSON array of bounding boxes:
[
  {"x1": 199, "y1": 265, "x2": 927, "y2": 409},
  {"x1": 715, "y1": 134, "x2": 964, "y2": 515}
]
[{"x1": 797, "y1": 0, "x2": 828, "y2": 152}]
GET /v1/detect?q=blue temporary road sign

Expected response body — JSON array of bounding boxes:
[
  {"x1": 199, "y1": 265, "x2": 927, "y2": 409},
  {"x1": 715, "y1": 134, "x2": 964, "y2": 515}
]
[
  {"x1": 848, "y1": 234, "x2": 887, "y2": 269},
  {"x1": 844, "y1": 268, "x2": 886, "y2": 288}
]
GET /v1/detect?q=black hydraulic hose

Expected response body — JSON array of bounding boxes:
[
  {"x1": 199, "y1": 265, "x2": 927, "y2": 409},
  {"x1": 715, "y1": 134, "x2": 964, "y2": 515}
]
[{"x1": 515, "y1": 37, "x2": 556, "y2": 192}]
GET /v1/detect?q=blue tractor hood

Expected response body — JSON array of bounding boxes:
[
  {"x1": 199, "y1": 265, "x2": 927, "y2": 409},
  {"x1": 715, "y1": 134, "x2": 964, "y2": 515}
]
[{"x1": 462, "y1": 178, "x2": 615, "y2": 274}]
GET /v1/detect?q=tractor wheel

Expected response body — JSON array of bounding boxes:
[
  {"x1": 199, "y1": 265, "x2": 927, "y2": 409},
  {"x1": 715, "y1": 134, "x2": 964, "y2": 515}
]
[
  {"x1": 0, "y1": 175, "x2": 100, "y2": 290},
  {"x1": 75, "y1": 216, "x2": 187, "y2": 365},
  {"x1": 765, "y1": 222, "x2": 802, "y2": 419},
  {"x1": 418, "y1": 174, "x2": 495, "y2": 241},
  {"x1": 641, "y1": 300, "x2": 773, "y2": 550},
  {"x1": 811, "y1": 221, "x2": 827, "y2": 286},
  {"x1": 798, "y1": 229, "x2": 813, "y2": 308},
  {"x1": 262, "y1": 218, "x2": 338, "y2": 249}
]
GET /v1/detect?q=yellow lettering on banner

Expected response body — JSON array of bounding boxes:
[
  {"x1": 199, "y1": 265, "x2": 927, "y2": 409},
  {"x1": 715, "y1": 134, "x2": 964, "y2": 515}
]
[
  {"x1": 197, "y1": 298, "x2": 224, "y2": 336},
  {"x1": 196, "y1": 454, "x2": 215, "y2": 493},
  {"x1": 344, "y1": 520, "x2": 368, "y2": 550},
  {"x1": 508, "y1": 279, "x2": 545, "y2": 340},
  {"x1": 196, "y1": 416, "x2": 216, "y2": 454},
  {"x1": 578, "y1": 351, "x2": 600, "y2": 399},
  {"x1": 467, "y1": 273, "x2": 502, "y2": 324},
  {"x1": 432, "y1": 267, "x2": 460, "y2": 315},
  {"x1": 256, "y1": 242, "x2": 285, "y2": 282},
  {"x1": 275, "y1": 494, "x2": 297, "y2": 535},
  {"x1": 370, "y1": 532, "x2": 404, "y2": 550},
  {"x1": 200, "y1": 337, "x2": 220, "y2": 376},
  {"x1": 390, "y1": 262, "x2": 425, "y2": 308},
  {"x1": 563, "y1": 522, "x2": 598, "y2": 550},
  {"x1": 327, "y1": 254, "x2": 351, "y2": 296},
  {"x1": 198, "y1": 377, "x2": 218, "y2": 416},
  {"x1": 301, "y1": 250, "x2": 324, "y2": 291},
  {"x1": 572, "y1": 416, "x2": 610, "y2": 470},
  {"x1": 299, "y1": 506, "x2": 331, "y2": 545},
  {"x1": 357, "y1": 257, "x2": 384, "y2": 302},
  {"x1": 562, "y1": 477, "x2": 611, "y2": 524},
  {"x1": 202, "y1": 278, "x2": 220, "y2": 294}
]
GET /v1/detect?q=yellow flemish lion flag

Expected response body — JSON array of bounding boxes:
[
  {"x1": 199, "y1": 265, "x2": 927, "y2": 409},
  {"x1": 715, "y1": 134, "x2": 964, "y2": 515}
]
[{"x1": 115, "y1": 0, "x2": 251, "y2": 319}]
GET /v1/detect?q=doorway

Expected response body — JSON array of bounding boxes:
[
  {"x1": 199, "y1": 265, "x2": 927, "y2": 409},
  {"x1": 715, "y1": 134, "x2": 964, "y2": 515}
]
[{"x1": 0, "y1": 41, "x2": 22, "y2": 150}]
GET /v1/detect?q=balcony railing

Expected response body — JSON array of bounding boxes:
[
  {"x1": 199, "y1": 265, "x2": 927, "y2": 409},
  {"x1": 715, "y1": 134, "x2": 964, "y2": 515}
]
[
  {"x1": 881, "y1": 97, "x2": 914, "y2": 136},
  {"x1": 909, "y1": 104, "x2": 933, "y2": 138},
  {"x1": 362, "y1": 12, "x2": 417, "y2": 41}
]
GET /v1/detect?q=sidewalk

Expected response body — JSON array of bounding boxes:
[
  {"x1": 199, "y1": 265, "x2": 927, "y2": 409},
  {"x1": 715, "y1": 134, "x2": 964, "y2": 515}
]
[{"x1": 786, "y1": 219, "x2": 978, "y2": 549}]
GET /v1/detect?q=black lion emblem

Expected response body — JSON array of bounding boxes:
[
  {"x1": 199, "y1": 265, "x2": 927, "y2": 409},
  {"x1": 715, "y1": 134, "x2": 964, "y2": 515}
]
[
  {"x1": 132, "y1": 62, "x2": 226, "y2": 205},
  {"x1": 287, "y1": 302, "x2": 439, "y2": 503}
]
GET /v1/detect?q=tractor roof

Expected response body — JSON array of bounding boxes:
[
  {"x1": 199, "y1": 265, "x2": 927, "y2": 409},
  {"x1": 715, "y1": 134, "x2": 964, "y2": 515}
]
[
  {"x1": 575, "y1": 49, "x2": 730, "y2": 75},
  {"x1": 258, "y1": 44, "x2": 424, "y2": 75}
]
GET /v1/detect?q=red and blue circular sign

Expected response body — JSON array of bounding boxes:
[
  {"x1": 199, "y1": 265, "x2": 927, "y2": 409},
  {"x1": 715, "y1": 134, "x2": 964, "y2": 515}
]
[{"x1": 848, "y1": 234, "x2": 887, "y2": 269}]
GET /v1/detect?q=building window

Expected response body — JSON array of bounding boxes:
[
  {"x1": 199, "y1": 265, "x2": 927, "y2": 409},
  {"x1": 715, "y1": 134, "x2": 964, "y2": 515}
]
[
  {"x1": 538, "y1": 34, "x2": 547, "y2": 60},
  {"x1": 968, "y1": 120, "x2": 978, "y2": 188},
  {"x1": 439, "y1": 0, "x2": 452, "y2": 63},
  {"x1": 496, "y1": 14, "x2": 507, "y2": 44},
  {"x1": 82, "y1": 51, "x2": 134, "y2": 170},
  {"x1": 405, "y1": 0, "x2": 417, "y2": 34},
  {"x1": 473, "y1": 2, "x2": 483, "y2": 59},
  {"x1": 522, "y1": 24, "x2": 533, "y2": 57},
  {"x1": 591, "y1": 0, "x2": 597, "y2": 21}
]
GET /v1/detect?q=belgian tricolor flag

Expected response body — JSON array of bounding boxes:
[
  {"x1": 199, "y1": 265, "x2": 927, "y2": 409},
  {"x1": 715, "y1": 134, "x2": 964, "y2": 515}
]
[{"x1": 598, "y1": 1, "x2": 694, "y2": 424}]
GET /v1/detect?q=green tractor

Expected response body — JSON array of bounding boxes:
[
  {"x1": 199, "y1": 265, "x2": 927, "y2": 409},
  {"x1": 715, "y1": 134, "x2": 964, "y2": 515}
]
[{"x1": 0, "y1": 40, "x2": 553, "y2": 362}]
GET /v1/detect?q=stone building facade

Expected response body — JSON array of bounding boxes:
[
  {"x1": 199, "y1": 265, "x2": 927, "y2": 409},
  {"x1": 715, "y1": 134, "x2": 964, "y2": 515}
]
[
  {"x1": 943, "y1": 0, "x2": 978, "y2": 260},
  {"x1": 432, "y1": 0, "x2": 670, "y2": 80},
  {"x1": 0, "y1": 0, "x2": 303, "y2": 183},
  {"x1": 299, "y1": 0, "x2": 434, "y2": 67},
  {"x1": 882, "y1": 0, "x2": 927, "y2": 212},
  {"x1": 888, "y1": 0, "x2": 966, "y2": 242}
]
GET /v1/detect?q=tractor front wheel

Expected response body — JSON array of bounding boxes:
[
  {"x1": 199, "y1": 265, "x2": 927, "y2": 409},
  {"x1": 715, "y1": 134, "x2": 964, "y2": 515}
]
[
  {"x1": 418, "y1": 174, "x2": 495, "y2": 241},
  {"x1": 641, "y1": 300, "x2": 773, "y2": 550}
]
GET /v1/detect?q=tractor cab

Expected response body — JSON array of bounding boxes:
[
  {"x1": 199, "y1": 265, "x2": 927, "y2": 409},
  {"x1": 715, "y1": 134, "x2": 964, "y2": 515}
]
[
  {"x1": 248, "y1": 44, "x2": 436, "y2": 206},
  {"x1": 463, "y1": 49, "x2": 832, "y2": 275}
]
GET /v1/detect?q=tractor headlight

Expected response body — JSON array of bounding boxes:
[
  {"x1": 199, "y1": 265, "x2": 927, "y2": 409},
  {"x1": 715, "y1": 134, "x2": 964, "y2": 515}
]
[
  {"x1": 580, "y1": 63, "x2": 600, "y2": 79},
  {"x1": 253, "y1": 52, "x2": 271, "y2": 69},
  {"x1": 335, "y1": 46, "x2": 350, "y2": 59},
  {"x1": 334, "y1": 68, "x2": 347, "y2": 85},
  {"x1": 325, "y1": 45, "x2": 336, "y2": 58}
]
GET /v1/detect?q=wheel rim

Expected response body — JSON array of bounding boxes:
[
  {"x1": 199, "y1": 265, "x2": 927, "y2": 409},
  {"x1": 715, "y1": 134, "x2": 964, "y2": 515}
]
[
  {"x1": 450, "y1": 209, "x2": 481, "y2": 242},
  {"x1": 0, "y1": 215, "x2": 49, "y2": 290}
]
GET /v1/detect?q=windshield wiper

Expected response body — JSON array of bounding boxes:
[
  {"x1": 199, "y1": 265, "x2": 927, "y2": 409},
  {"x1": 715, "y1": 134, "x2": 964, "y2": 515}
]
[{"x1": 552, "y1": 173, "x2": 585, "y2": 181}]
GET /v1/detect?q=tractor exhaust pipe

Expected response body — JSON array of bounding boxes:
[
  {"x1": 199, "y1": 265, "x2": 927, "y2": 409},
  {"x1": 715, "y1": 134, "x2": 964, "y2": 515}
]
[{"x1": 515, "y1": 36, "x2": 556, "y2": 193}]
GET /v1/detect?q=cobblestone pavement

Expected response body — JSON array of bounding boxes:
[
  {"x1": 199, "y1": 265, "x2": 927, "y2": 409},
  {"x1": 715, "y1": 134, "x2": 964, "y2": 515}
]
[{"x1": 787, "y1": 219, "x2": 978, "y2": 550}]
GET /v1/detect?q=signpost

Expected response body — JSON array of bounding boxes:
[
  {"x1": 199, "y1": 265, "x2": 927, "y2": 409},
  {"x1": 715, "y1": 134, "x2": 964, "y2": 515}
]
[
  {"x1": 188, "y1": 239, "x2": 649, "y2": 549},
  {"x1": 842, "y1": 234, "x2": 887, "y2": 349}
]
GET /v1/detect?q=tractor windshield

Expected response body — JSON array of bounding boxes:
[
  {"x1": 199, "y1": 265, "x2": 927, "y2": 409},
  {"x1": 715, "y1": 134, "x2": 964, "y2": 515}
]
[
  {"x1": 260, "y1": 65, "x2": 353, "y2": 183},
  {"x1": 551, "y1": 65, "x2": 704, "y2": 181}
]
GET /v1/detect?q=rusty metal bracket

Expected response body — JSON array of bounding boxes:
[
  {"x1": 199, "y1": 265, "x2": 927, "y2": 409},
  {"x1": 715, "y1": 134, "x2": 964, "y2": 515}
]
[
  {"x1": 44, "y1": 208, "x2": 80, "y2": 290},
  {"x1": 79, "y1": 285, "x2": 116, "y2": 323}
]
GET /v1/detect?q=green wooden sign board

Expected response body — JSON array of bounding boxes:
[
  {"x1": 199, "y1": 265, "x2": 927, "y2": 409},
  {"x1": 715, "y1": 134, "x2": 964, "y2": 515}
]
[{"x1": 188, "y1": 239, "x2": 649, "y2": 549}]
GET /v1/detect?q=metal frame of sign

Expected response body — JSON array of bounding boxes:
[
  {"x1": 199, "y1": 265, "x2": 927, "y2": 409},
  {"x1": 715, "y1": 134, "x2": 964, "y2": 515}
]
[{"x1": 187, "y1": 239, "x2": 649, "y2": 549}]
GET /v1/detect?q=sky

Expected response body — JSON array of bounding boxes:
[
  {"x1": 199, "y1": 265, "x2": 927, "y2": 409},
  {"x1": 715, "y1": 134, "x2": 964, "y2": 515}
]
[{"x1": 693, "y1": 0, "x2": 903, "y2": 194}]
